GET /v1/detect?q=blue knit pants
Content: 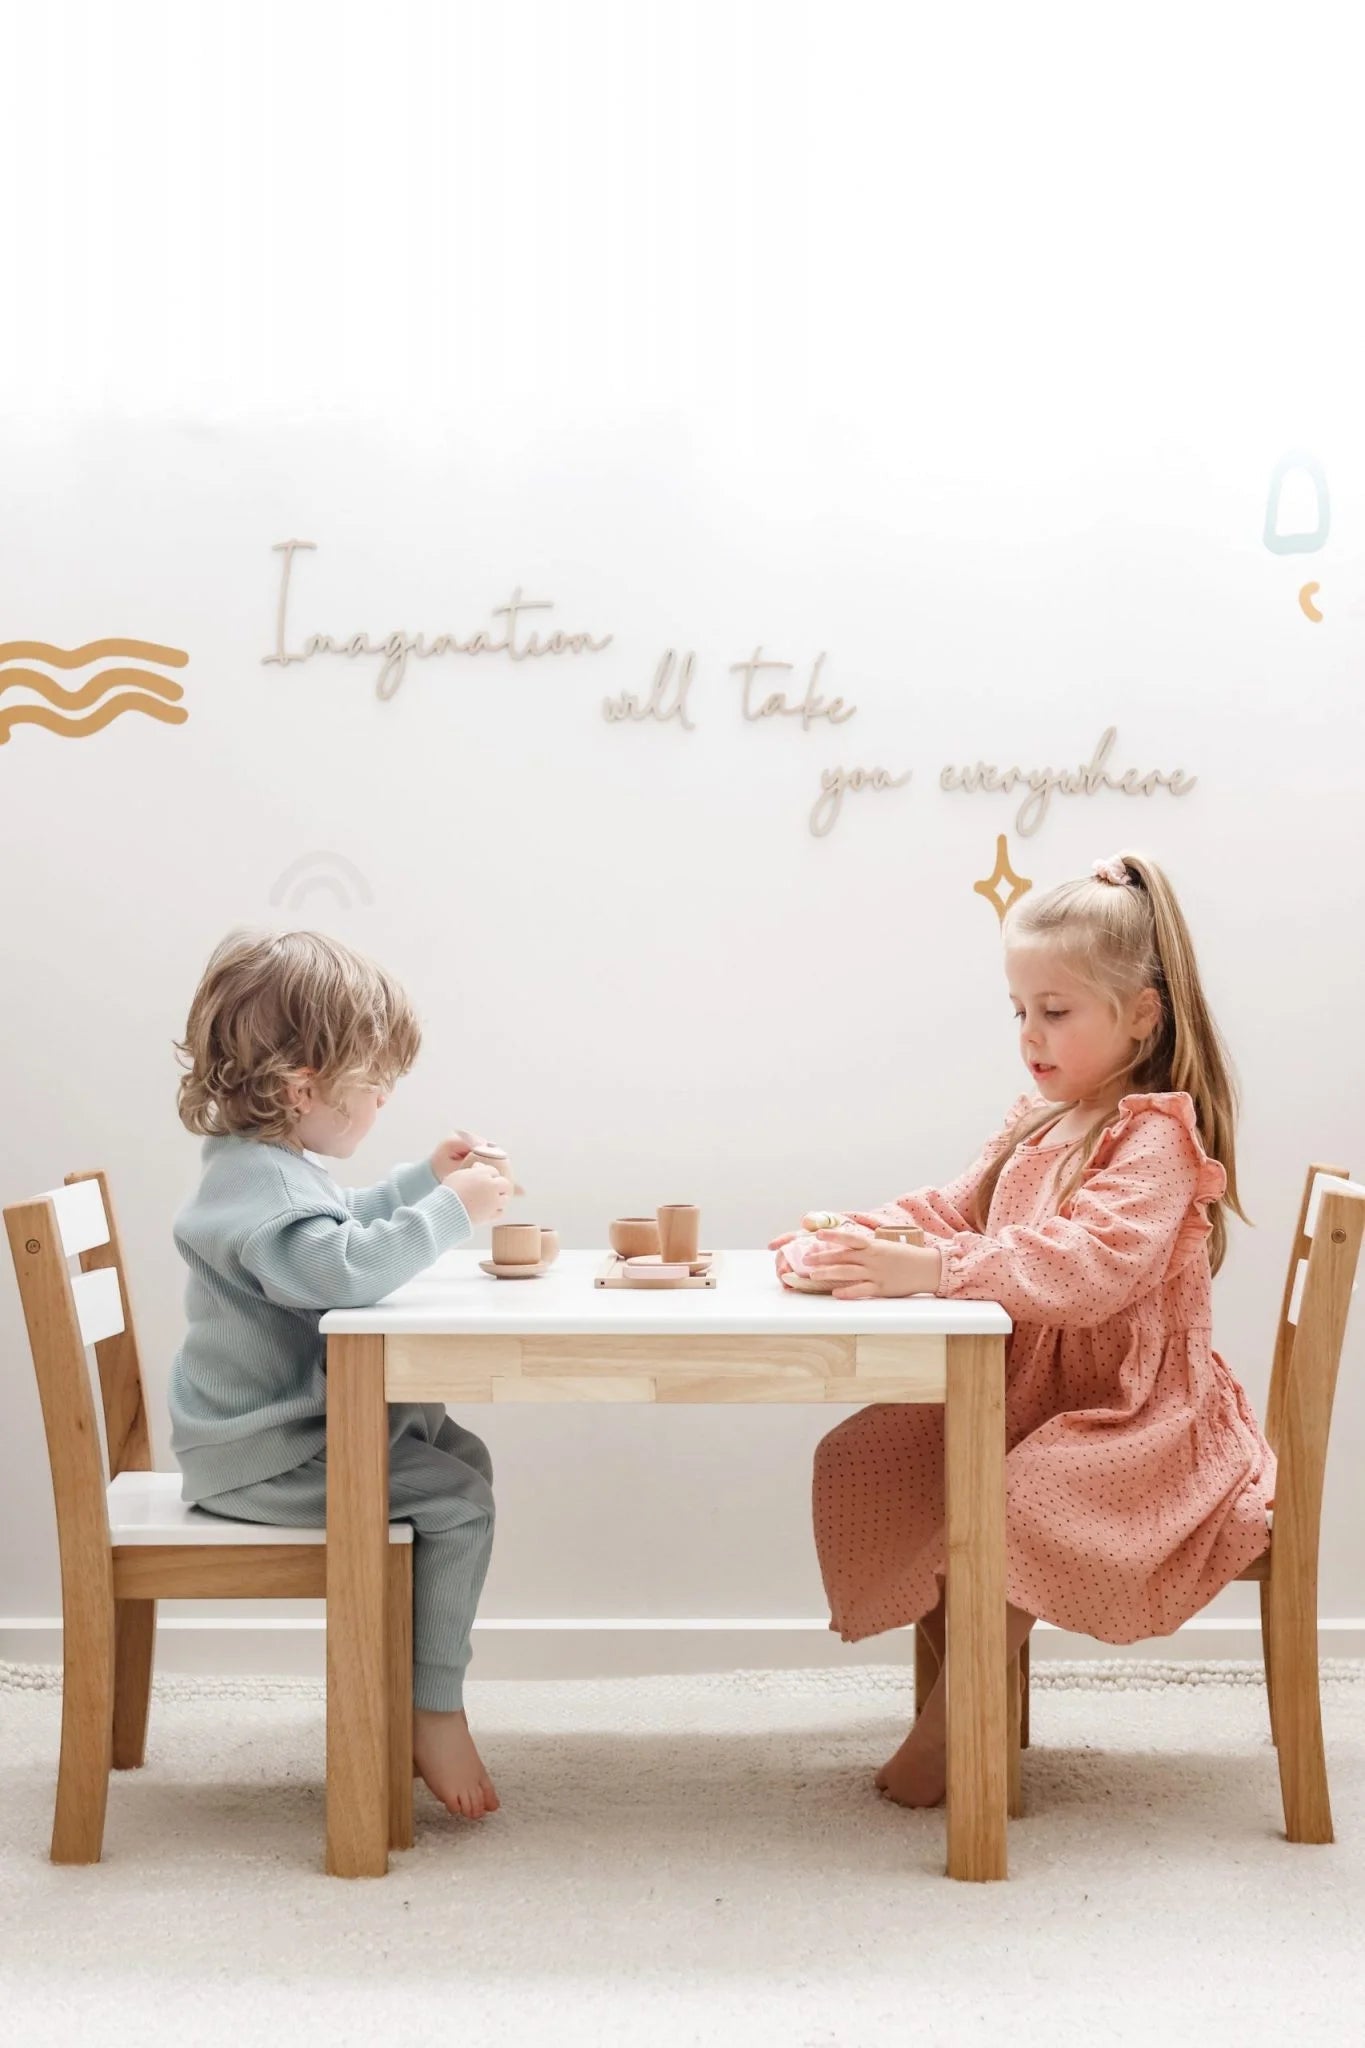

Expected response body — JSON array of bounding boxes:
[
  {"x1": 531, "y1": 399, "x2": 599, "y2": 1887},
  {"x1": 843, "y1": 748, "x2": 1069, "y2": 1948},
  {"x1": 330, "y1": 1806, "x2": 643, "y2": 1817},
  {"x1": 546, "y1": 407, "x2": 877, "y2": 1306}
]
[{"x1": 198, "y1": 1406, "x2": 494, "y2": 1711}]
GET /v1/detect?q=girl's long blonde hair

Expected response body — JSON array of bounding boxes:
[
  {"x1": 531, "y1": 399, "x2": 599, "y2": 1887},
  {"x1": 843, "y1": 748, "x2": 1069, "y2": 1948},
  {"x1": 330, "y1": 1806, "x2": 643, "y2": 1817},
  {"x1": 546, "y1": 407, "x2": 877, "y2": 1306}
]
[
  {"x1": 972, "y1": 852, "x2": 1246, "y2": 1274},
  {"x1": 175, "y1": 929, "x2": 421, "y2": 1146}
]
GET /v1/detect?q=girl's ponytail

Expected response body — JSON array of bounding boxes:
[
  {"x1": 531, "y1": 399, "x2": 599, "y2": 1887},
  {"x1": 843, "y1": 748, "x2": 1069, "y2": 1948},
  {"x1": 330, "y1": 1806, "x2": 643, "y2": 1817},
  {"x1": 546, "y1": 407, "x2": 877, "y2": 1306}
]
[{"x1": 1119, "y1": 855, "x2": 1247, "y2": 1272}]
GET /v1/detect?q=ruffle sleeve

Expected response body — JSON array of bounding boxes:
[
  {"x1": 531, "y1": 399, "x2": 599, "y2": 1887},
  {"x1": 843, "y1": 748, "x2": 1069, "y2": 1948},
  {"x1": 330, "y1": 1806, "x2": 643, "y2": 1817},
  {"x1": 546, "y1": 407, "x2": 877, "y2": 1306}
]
[{"x1": 1082, "y1": 1092, "x2": 1227, "y2": 1283}]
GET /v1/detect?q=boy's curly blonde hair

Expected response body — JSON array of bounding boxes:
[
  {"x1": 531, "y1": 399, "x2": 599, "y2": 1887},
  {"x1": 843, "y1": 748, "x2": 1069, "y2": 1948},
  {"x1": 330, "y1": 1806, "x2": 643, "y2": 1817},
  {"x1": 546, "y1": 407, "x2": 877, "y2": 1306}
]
[{"x1": 175, "y1": 929, "x2": 421, "y2": 1145}]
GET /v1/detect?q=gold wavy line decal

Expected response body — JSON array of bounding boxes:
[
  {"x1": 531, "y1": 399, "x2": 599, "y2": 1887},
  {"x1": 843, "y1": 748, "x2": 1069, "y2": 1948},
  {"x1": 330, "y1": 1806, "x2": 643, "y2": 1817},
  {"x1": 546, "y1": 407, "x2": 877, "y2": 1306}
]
[
  {"x1": 0, "y1": 666, "x2": 186, "y2": 711},
  {"x1": 0, "y1": 639, "x2": 189, "y2": 668},
  {"x1": 0, "y1": 695, "x2": 190, "y2": 746}
]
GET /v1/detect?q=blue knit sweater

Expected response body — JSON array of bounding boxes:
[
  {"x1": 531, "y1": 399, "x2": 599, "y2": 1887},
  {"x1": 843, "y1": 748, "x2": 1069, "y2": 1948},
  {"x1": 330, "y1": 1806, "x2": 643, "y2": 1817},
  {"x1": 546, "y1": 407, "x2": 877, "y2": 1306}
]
[{"x1": 169, "y1": 1135, "x2": 472, "y2": 1500}]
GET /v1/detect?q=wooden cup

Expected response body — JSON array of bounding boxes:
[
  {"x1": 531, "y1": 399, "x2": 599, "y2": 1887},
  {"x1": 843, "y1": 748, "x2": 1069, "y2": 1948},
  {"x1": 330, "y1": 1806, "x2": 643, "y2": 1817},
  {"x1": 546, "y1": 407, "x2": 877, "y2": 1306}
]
[
  {"x1": 610, "y1": 1217, "x2": 662, "y2": 1259},
  {"x1": 657, "y1": 1204, "x2": 700, "y2": 1263},
  {"x1": 874, "y1": 1225, "x2": 926, "y2": 1246},
  {"x1": 535, "y1": 1228, "x2": 560, "y2": 1267},
  {"x1": 491, "y1": 1223, "x2": 542, "y2": 1267}
]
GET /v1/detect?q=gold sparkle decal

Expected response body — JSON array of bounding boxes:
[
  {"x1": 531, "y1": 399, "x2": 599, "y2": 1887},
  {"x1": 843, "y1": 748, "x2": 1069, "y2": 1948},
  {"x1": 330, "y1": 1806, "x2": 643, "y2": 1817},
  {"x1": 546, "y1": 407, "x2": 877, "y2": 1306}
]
[{"x1": 973, "y1": 834, "x2": 1032, "y2": 923}]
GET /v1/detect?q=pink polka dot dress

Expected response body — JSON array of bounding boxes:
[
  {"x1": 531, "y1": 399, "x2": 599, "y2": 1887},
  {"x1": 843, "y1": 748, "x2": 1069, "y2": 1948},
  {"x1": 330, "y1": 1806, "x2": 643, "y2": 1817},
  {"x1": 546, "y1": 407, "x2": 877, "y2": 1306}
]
[{"x1": 812, "y1": 1092, "x2": 1276, "y2": 1645}]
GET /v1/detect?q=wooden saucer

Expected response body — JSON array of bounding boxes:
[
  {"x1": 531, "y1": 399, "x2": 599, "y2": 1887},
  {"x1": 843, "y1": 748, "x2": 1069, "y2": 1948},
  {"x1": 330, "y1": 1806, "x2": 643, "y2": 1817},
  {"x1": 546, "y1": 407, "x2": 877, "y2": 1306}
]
[{"x1": 479, "y1": 1259, "x2": 547, "y2": 1280}]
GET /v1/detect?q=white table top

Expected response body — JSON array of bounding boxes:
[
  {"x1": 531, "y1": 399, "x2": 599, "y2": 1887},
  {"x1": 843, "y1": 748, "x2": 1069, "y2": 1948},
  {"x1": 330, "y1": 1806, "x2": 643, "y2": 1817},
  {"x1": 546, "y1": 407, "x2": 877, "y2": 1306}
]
[{"x1": 319, "y1": 1249, "x2": 1012, "y2": 1338}]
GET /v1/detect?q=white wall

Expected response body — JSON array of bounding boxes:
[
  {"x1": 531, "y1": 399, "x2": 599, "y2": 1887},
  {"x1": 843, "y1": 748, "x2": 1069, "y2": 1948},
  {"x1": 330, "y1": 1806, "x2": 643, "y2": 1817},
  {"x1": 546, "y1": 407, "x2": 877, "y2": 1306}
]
[{"x1": 3, "y1": 0, "x2": 1363, "y2": 1673}]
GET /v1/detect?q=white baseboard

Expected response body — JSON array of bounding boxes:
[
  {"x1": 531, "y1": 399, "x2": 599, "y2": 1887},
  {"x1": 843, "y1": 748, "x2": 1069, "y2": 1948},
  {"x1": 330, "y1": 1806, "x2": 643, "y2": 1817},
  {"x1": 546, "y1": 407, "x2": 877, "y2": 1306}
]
[{"x1": 4, "y1": 1616, "x2": 1364, "y2": 1680}]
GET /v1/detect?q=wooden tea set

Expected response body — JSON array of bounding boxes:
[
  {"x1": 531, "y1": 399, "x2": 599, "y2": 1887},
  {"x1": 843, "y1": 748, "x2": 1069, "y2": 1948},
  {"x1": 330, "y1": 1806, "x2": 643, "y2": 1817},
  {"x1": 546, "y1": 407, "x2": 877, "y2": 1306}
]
[
  {"x1": 471, "y1": 1142, "x2": 709, "y2": 1288},
  {"x1": 597, "y1": 1207, "x2": 714, "y2": 1289},
  {"x1": 471, "y1": 1139, "x2": 919, "y2": 1293}
]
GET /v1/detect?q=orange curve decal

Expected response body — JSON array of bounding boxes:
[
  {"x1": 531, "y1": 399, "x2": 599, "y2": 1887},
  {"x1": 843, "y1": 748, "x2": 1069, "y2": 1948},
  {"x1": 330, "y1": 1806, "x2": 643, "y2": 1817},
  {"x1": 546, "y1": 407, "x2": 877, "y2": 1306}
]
[
  {"x1": 0, "y1": 666, "x2": 186, "y2": 711},
  {"x1": 0, "y1": 695, "x2": 190, "y2": 745},
  {"x1": 0, "y1": 639, "x2": 189, "y2": 668}
]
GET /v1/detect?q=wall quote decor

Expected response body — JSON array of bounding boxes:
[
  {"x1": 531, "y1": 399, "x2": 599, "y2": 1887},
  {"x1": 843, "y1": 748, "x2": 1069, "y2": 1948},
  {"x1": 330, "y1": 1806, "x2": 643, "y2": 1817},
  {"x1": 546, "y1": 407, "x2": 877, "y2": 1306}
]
[{"x1": 259, "y1": 540, "x2": 1198, "y2": 841}]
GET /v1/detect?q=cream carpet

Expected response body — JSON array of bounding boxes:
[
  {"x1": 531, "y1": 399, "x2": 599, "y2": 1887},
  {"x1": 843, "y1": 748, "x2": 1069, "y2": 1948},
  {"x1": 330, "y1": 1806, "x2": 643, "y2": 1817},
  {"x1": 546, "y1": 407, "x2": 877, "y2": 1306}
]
[{"x1": 1, "y1": 1659, "x2": 1363, "y2": 2047}]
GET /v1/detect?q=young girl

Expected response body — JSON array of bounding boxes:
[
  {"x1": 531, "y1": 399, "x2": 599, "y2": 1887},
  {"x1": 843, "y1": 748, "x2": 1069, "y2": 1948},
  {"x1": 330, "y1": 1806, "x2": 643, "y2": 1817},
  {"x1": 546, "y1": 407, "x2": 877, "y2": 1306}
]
[
  {"x1": 169, "y1": 929, "x2": 511, "y2": 1821},
  {"x1": 774, "y1": 852, "x2": 1275, "y2": 1809}
]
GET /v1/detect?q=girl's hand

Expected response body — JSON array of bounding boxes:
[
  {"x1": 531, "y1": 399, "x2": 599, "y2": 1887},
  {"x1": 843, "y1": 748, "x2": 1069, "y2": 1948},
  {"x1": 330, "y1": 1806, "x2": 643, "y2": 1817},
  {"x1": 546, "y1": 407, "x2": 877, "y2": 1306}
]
[
  {"x1": 767, "y1": 1231, "x2": 799, "y2": 1251},
  {"x1": 804, "y1": 1228, "x2": 943, "y2": 1301},
  {"x1": 430, "y1": 1130, "x2": 488, "y2": 1182},
  {"x1": 443, "y1": 1161, "x2": 511, "y2": 1225}
]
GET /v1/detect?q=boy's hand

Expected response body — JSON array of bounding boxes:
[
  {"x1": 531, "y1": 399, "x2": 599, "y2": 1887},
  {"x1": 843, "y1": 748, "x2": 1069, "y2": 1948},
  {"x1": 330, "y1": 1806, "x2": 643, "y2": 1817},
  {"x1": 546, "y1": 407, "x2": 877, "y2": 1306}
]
[
  {"x1": 430, "y1": 1130, "x2": 488, "y2": 1182},
  {"x1": 803, "y1": 1228, "x2": 943, "y2": 1301},
  {"x1": 443, "y1": 1161, "x2": 511, "y2": 1225}
]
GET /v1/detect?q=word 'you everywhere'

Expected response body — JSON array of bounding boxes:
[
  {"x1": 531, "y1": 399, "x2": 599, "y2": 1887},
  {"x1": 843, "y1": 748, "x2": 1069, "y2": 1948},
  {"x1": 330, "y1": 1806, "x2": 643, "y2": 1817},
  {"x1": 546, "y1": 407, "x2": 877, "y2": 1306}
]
[{"x1": 603, "y1": 645, "x2": 1195, "y2": 838}]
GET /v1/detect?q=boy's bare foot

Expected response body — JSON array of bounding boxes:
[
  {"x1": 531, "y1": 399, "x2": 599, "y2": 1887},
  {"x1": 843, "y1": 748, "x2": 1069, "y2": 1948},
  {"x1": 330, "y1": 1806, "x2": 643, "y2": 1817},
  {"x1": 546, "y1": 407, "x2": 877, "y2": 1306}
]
[
  {"x1": 412, "y1": 1707, "x2": 501, "y2": 1819},
  {"x1": 874, "y1": 1675, "x2": 947, "y2": 1808}
]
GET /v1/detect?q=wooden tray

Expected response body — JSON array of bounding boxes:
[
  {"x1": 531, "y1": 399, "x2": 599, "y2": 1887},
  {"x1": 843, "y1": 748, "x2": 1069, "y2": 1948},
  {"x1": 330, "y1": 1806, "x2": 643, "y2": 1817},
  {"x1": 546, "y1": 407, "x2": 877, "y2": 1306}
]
[{"x1": 595, "y1": 1252, "x2": 718, "y2": 1290}]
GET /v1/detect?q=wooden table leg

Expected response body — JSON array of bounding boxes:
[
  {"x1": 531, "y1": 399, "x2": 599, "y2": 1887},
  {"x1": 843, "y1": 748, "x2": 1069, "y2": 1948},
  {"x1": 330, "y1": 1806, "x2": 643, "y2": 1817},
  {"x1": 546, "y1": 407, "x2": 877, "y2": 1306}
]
[
  {"x1": 944, "y1": 1331, "x2": 1008, "y2": 1880},
  {"x1": 326, "y1": 1333, "x2": 391, "y2": 1877}
]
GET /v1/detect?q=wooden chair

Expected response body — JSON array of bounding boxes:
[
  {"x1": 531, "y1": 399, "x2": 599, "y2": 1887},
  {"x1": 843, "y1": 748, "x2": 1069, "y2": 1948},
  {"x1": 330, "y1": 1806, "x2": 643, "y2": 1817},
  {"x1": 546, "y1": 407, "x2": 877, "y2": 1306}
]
[
  {"x1": 917, "y1": 1163, "x2": 1364, "y2": 1842},
  {"x1": 5, "y1": 1169, "x2": 416, "y2": 1866}
]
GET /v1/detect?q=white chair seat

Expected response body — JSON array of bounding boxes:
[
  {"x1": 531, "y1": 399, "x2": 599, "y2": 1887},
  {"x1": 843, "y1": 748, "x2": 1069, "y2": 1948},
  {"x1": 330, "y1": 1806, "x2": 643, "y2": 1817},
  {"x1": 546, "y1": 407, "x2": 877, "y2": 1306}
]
[{"x1": 107, "y1": 1469, "x2": 413, "y2": 1546}]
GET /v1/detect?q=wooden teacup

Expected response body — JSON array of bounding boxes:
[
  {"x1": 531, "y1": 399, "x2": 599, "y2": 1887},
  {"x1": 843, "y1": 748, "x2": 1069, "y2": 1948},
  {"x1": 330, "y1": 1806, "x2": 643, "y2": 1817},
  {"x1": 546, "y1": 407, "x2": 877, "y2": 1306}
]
[
  {"x1": 610, "y1": 1217, "x2": 661, "y2": 1259},
  {"x1": 873, "y1": 1225, "x2": 926, "y2": 1246},
  {"x1": 491, "y1": 1223, "x2": 542, "y2": 1267}
]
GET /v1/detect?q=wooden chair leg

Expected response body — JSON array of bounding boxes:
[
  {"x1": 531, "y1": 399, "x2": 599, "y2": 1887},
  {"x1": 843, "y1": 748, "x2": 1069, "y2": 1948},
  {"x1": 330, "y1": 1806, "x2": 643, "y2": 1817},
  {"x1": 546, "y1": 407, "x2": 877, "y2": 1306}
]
[
  {"x1": 1259, "y1": 1580, "x2": 1278, "y2": 1746},
  {"x1": 112, "y1": 1598, "x2": 156, "y2": 1770},
  {"x1": 52, "y1": 1594, "x2": 115, "y2": 1864},
  {"x1": 1266, "y1": 1568, "x2": 1332, "y2": 1843},
  {"x1": 1006, "y1": 1652, "x2": 1023, "y2": 1818},
  {"x1": 1019, "y1": 1634, "x2": 1030, "y2": 1749},
  {"x1": 913, "y1": 1619, "x2": 938, "y2": 1719},
  {"x1": 386, "y1": 1546, "x2": 414, "y2": 1852}
]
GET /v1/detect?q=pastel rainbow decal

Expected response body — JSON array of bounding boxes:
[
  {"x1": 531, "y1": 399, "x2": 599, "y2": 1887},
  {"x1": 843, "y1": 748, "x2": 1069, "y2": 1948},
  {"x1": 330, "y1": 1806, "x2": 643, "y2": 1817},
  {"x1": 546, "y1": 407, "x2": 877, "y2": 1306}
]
[
  {"x1": 1298, "y1": 582, "x2": 1323, "y2": 622},
  {"x1": 0, "y1": 639, "x2": 189, "y2": 745},
  {"x1": 268, "y1": 849, "x2": 374, "y2": 912}
]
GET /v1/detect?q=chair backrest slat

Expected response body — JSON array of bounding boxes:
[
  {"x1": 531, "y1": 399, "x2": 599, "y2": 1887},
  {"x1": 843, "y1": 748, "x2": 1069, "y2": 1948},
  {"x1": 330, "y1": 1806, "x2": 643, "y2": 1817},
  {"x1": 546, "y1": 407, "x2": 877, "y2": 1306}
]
[
  {"x1": 1265, "y1": 1162, "x2": 1348, "y2": 1454},
  {"x1": 38, "y1": 1177, "x2": 111, "y2": 1258},
  {"x1": 1305, "y1": 1171, "x2": 1365, "y2": 1238},
  {"x1": 63, "y1": 1170, "x2": 153, "y2": 1480},
  {"x1": 71, "y1": 1266, "x2": 125, "y2": 1347}
]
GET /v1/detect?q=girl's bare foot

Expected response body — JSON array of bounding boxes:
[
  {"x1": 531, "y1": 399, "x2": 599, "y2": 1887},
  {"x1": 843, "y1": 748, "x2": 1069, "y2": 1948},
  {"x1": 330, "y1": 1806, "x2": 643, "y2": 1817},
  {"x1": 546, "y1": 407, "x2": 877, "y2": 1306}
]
[
  {"x1": 875, "y1": 1673, "x2": 947, "y2": 1808},
  {"x1": 412, "y1": 1707, "x2": 501, "y2": 1819},
  {"x1": 875, "y1": 1604, "x2": 1035, "y2": 1809}
]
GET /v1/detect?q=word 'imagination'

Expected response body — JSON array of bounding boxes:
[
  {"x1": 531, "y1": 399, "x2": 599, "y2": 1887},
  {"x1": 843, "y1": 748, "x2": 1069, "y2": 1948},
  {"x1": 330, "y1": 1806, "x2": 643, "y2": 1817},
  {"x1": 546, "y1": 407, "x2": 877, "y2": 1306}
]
[
  {"x1": 262, "y1": 540, "x2": 613, "y2": 699},
  {"x1": 940, "y1": 727, "x2": 1196, "y2": 836}
]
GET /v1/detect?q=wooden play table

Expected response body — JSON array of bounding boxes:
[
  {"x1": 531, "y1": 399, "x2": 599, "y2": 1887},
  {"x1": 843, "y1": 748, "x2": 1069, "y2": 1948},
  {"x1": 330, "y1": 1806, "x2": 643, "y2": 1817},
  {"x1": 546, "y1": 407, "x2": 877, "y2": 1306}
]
[{"x1": 320, "y1": 1249, "x2": 1012, "y2": 1880}]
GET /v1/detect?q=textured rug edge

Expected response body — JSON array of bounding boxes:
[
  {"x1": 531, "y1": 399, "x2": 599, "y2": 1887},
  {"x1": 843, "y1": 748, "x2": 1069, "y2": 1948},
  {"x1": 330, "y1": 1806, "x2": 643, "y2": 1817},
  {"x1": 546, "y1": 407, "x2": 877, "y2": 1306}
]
[{"x1": 3, "y1": 1655, "x2": 1363, "y2": 1702}]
